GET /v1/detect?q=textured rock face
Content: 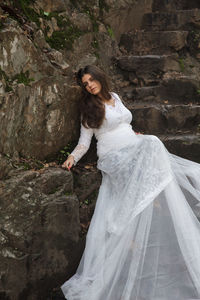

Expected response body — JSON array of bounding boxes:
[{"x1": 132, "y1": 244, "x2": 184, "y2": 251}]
[
  {"x1": 0, "y1": 167, "x2": 82, "y2": 299},
  {"x1": 152, "y1": 0, "x2": 200, "y2": 11},
  {"x1": 120, "y1": 31, "x2": 188, "y2": 55},
  {"x1": 0, "y1": 0, "x2": 143, "y2": 161},
  {"x1": 1, "y1": 0, "x2": 200, "y2": 298},
  {"x1": 116, "y1": 3, "x2": 200, "y2": 163},
  {"x1": 0, "y1": 1, "x2": 144, "y2": 298},
  {"x1": 0, "y1": 77, "x2": 80, "y2": 160},
  {"x1": 0, "y1": 164, "x2": 102, "y2": 300},
  {"x1": 0, "y1": 21, "x2": 81, "y2": 160}
]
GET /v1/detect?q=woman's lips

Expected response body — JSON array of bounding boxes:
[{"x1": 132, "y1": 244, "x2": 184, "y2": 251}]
[{"x1": 91, "y1": 87, "x2": 96, "y2": 92}]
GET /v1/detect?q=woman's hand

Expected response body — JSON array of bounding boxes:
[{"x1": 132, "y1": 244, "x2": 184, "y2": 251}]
[{"x1": 62, "y1": 155, "x2": 74, "y2": 171}]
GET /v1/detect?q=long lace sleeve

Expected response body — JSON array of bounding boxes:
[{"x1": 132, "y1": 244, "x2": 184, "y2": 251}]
[{"x1": 69, "y1": 123, "x2": 94, "y2": 165}]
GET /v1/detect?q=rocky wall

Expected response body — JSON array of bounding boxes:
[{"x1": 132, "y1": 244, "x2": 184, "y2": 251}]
[{"x1": 0, "y1": 1, "x2": 151, "y2": 299}]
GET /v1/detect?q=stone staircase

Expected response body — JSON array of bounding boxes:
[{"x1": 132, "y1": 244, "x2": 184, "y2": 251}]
[{"x1": 116, "y1": 2, "x2": 200, "y2": 163}]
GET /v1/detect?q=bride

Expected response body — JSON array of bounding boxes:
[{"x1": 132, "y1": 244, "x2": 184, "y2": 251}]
[{"x1": 61, "y1": 65, "x2": 200, "y2": 299}]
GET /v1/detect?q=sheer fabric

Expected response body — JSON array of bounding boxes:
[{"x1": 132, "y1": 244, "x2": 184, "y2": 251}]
[{"x1": 61, "y1": 92, "x2": 200, "y2": 300}]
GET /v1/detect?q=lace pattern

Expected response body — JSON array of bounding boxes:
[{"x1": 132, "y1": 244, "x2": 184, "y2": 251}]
[
  {"x1": 70, "y1": 123, "x2": 93, "y2": 165},
  {"x1": 69, "y1": 92, "x2": 132, "y2": 165}
]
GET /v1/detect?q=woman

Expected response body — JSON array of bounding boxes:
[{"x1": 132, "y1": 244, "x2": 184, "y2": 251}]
[{"x1": 61, "y1": 65, "x2": 200, "y2": 299}]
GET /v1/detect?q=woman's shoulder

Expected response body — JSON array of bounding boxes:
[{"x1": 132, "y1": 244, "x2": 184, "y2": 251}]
[
  {"x1": 110, "y1": 91, "x2": 123, "y2": 103},
  {"x1": 111, "y1": 91, "x2": 118, "y2": 97},
  {"x1": 110, "y1": 91, "x2": 121, "y2": 99}
]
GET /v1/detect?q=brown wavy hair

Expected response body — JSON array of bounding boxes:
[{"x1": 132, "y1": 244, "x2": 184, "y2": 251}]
[{"x1": 75, "y1": 65, "x2": 112, "y2": 129}]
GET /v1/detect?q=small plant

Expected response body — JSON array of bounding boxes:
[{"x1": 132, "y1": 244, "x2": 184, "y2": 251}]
[
  {"x1": 57, "y1": 143, "x2": 75, "y2": 164},
  {"x1": 91, "y1": 38, "x2": 99, "y2": 49},
  {"x1": 65, "y1": 191, "x2": 73, "y2": 196},
  {"x1": 107, "y1": 25, "x2": 114, "y2": 38},
  {"x1": 99, "y1": 0, "x2": 110, "y2": 14},
  {"x1": 18, "y1": 0, "x2": 40, "y2": 27},
  {"x1": 45, "y1": 25, "x2": 82, "y2": 50},
  {"x1": 0, "y1": 68, "x2": 13, "y2": 92},
  {"x1": 13, "y1": 71, "x2": 34, "y2": 86},
  {"x1": 178, "y1": 58, "x2": 185, "y2": 72},
  {"x1": 84, "y1": 7, "x2": 99, "y2": 33}
]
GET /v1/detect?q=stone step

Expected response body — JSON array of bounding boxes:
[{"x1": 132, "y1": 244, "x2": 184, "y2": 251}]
[
  {"x1": 117, "y1": 54, "x2": 180, "y2": 85},
  {"x1": 122, "y1": 77, "x2": 200, "y2": 104},
  {"x1": 152, "y1": 0, "x2": 200, "y2": 12},
  {"x1": 159, "y1": 133, "x2": 200, "y2": 163},
  {"x1": 142, "y1": 9, "x2": 200, "y2": 31},
  {"x1": 119, "y1": 31, "x2": 188, "y2": 55},
  {"x1": 128, "y1": 103, "x2": 200, "y2": 134}
]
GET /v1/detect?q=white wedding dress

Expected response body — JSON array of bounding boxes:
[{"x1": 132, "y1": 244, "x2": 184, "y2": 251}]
[{"x1": 61, "y1": 92, "x2": 200, "y2": 300}]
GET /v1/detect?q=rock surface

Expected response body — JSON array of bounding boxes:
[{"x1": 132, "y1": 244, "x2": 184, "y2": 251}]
[
  {"x1": 0, "y1": 167, "x2": 81, "y2": 299},
  {"x1": 1, "y1": 0, "x2": 200, "y2": 299},
  {"x1": 116, "y1": 2, "x2": 200, "y2": 162},
  {"x1": 0, "y1": 160, "x2": 101, "y2": 300}
]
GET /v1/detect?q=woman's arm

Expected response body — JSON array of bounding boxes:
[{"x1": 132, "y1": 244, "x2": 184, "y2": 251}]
[{"x1": 62, "y1": 123, "x2": 94, "y2": 170}]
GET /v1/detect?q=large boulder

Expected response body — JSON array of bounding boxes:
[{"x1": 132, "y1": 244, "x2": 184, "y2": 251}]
[
  {"x1": 0, "y1": 167, "x2": 82, "y2": 300},
  {"x1": 0, "y1": 79, "x2": 80, "y2": 160}
]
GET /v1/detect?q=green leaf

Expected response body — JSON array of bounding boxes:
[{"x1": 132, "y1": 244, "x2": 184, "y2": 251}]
[{"x1": 44, "y1": 11, "x2": 50, "y2": 16}]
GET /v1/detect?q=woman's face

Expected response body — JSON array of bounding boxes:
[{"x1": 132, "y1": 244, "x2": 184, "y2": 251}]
[{"x1": 82, "y1": 73, "x2": 102, "y2": 96}]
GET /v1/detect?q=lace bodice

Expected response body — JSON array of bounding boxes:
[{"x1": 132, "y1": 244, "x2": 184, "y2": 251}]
[{"x1": 70, "y1": 92, "x2": 133, "y2": 165}]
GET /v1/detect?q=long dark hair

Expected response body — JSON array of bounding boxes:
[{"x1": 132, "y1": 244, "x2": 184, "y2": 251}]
[{"x1": 75, "y1": 65, "x2": 112, "y2": 129}]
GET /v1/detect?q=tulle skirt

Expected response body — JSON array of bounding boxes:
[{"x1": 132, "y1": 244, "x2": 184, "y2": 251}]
[{"x1": 61, "y1": 124, "x2": 200, "y2": 300}]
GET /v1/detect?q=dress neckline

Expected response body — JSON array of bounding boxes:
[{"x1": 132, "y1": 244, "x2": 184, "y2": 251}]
[{"x1": 104, "y1": 95, "x2": 116, "y2": 108}]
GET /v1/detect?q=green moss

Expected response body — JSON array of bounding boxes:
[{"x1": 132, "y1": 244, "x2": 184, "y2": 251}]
[
  {"x1": 22, "y1": 162, "x2": 32, "y2": 170},
  {"x1": 65, "y1": 191, "x2": 73, "y2": 196},
  {"x1": 0, "y1": 68, "x2": 13, "y2": 92},
  {"x1": 41, "y1": 10, "x2": 69, "y2": 27},
  {"x1": 91, "y1": 38, "x2": 99, "y2": 49},
  {"x1": 94, "y1": 51, "x2": 100, "y2": 59},
  {"x1": 16, "y1": 157, "x2": 45, "y2": 170},
  {"x1": 17, "y1": 0, "x2": 40, "y2": 27},
  {"x1": 0, "y1": 68, "x2": 34, "y2": 91},
  {"x1": 84, "y1": 7, "x2": 99, "y2": 33},
  {"x1": 5, "y1": 85, "x2": 13, "y2": 92},
  {"x1": 106, "y1": 25, "x2": 114, "y2": 38},
  {"x1": 99, "y1": 0, "x2": 110, "y2": 14},
  {"x1": 0, "y1": 68, "x2": 9, "y2": 81},
  {"x1": 13, "y1": 71, "x2": 35, "y2": 86},
  {"x1": 69, "y1": 0, "x2": 79, "y2": 9},
  {"x1": 178, "y1": 58, "x2": 185, "y2": 72},
  {"x1": 45, "y1": 25, "x2": 82, "y2": 50},
  {"x1": 41, "y1": 11, "x2": 84, "y2": 50}
]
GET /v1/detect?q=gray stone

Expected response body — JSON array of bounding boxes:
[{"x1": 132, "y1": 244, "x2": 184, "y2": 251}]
[
  {"x1": 70, "y1": 13, "x2": 93, "y2": 32},
  {"x1": 0, "y1": 80, "x2": 81, "y2": 160},
  {"x1": 117, "y1": 54, "x2": 180, "y2": 85},
  {"x1": 160, "y1": 134, "x2": 200, "y2": 163},
  {"x1": 142, "y1": 9, "x2": 200, "y2": 31},
  {"x1": 119, "y1": 31, "x2": 188, "y2": 55},
  {"x1": 34, "y1": 0, "x2": 68, "y2": 12},
  {"x1": 0, "y1": 167, "x2": 82, "y2": 300},
  {"x1": 128, "y1": 103, "x2": 200, "y2": 134},
  {"x1": 152, "y1": 0, "x2": 200, "y2": 12},
  {"x1": 129, "y1": 77, "x2": 200, "y2": 104}
]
